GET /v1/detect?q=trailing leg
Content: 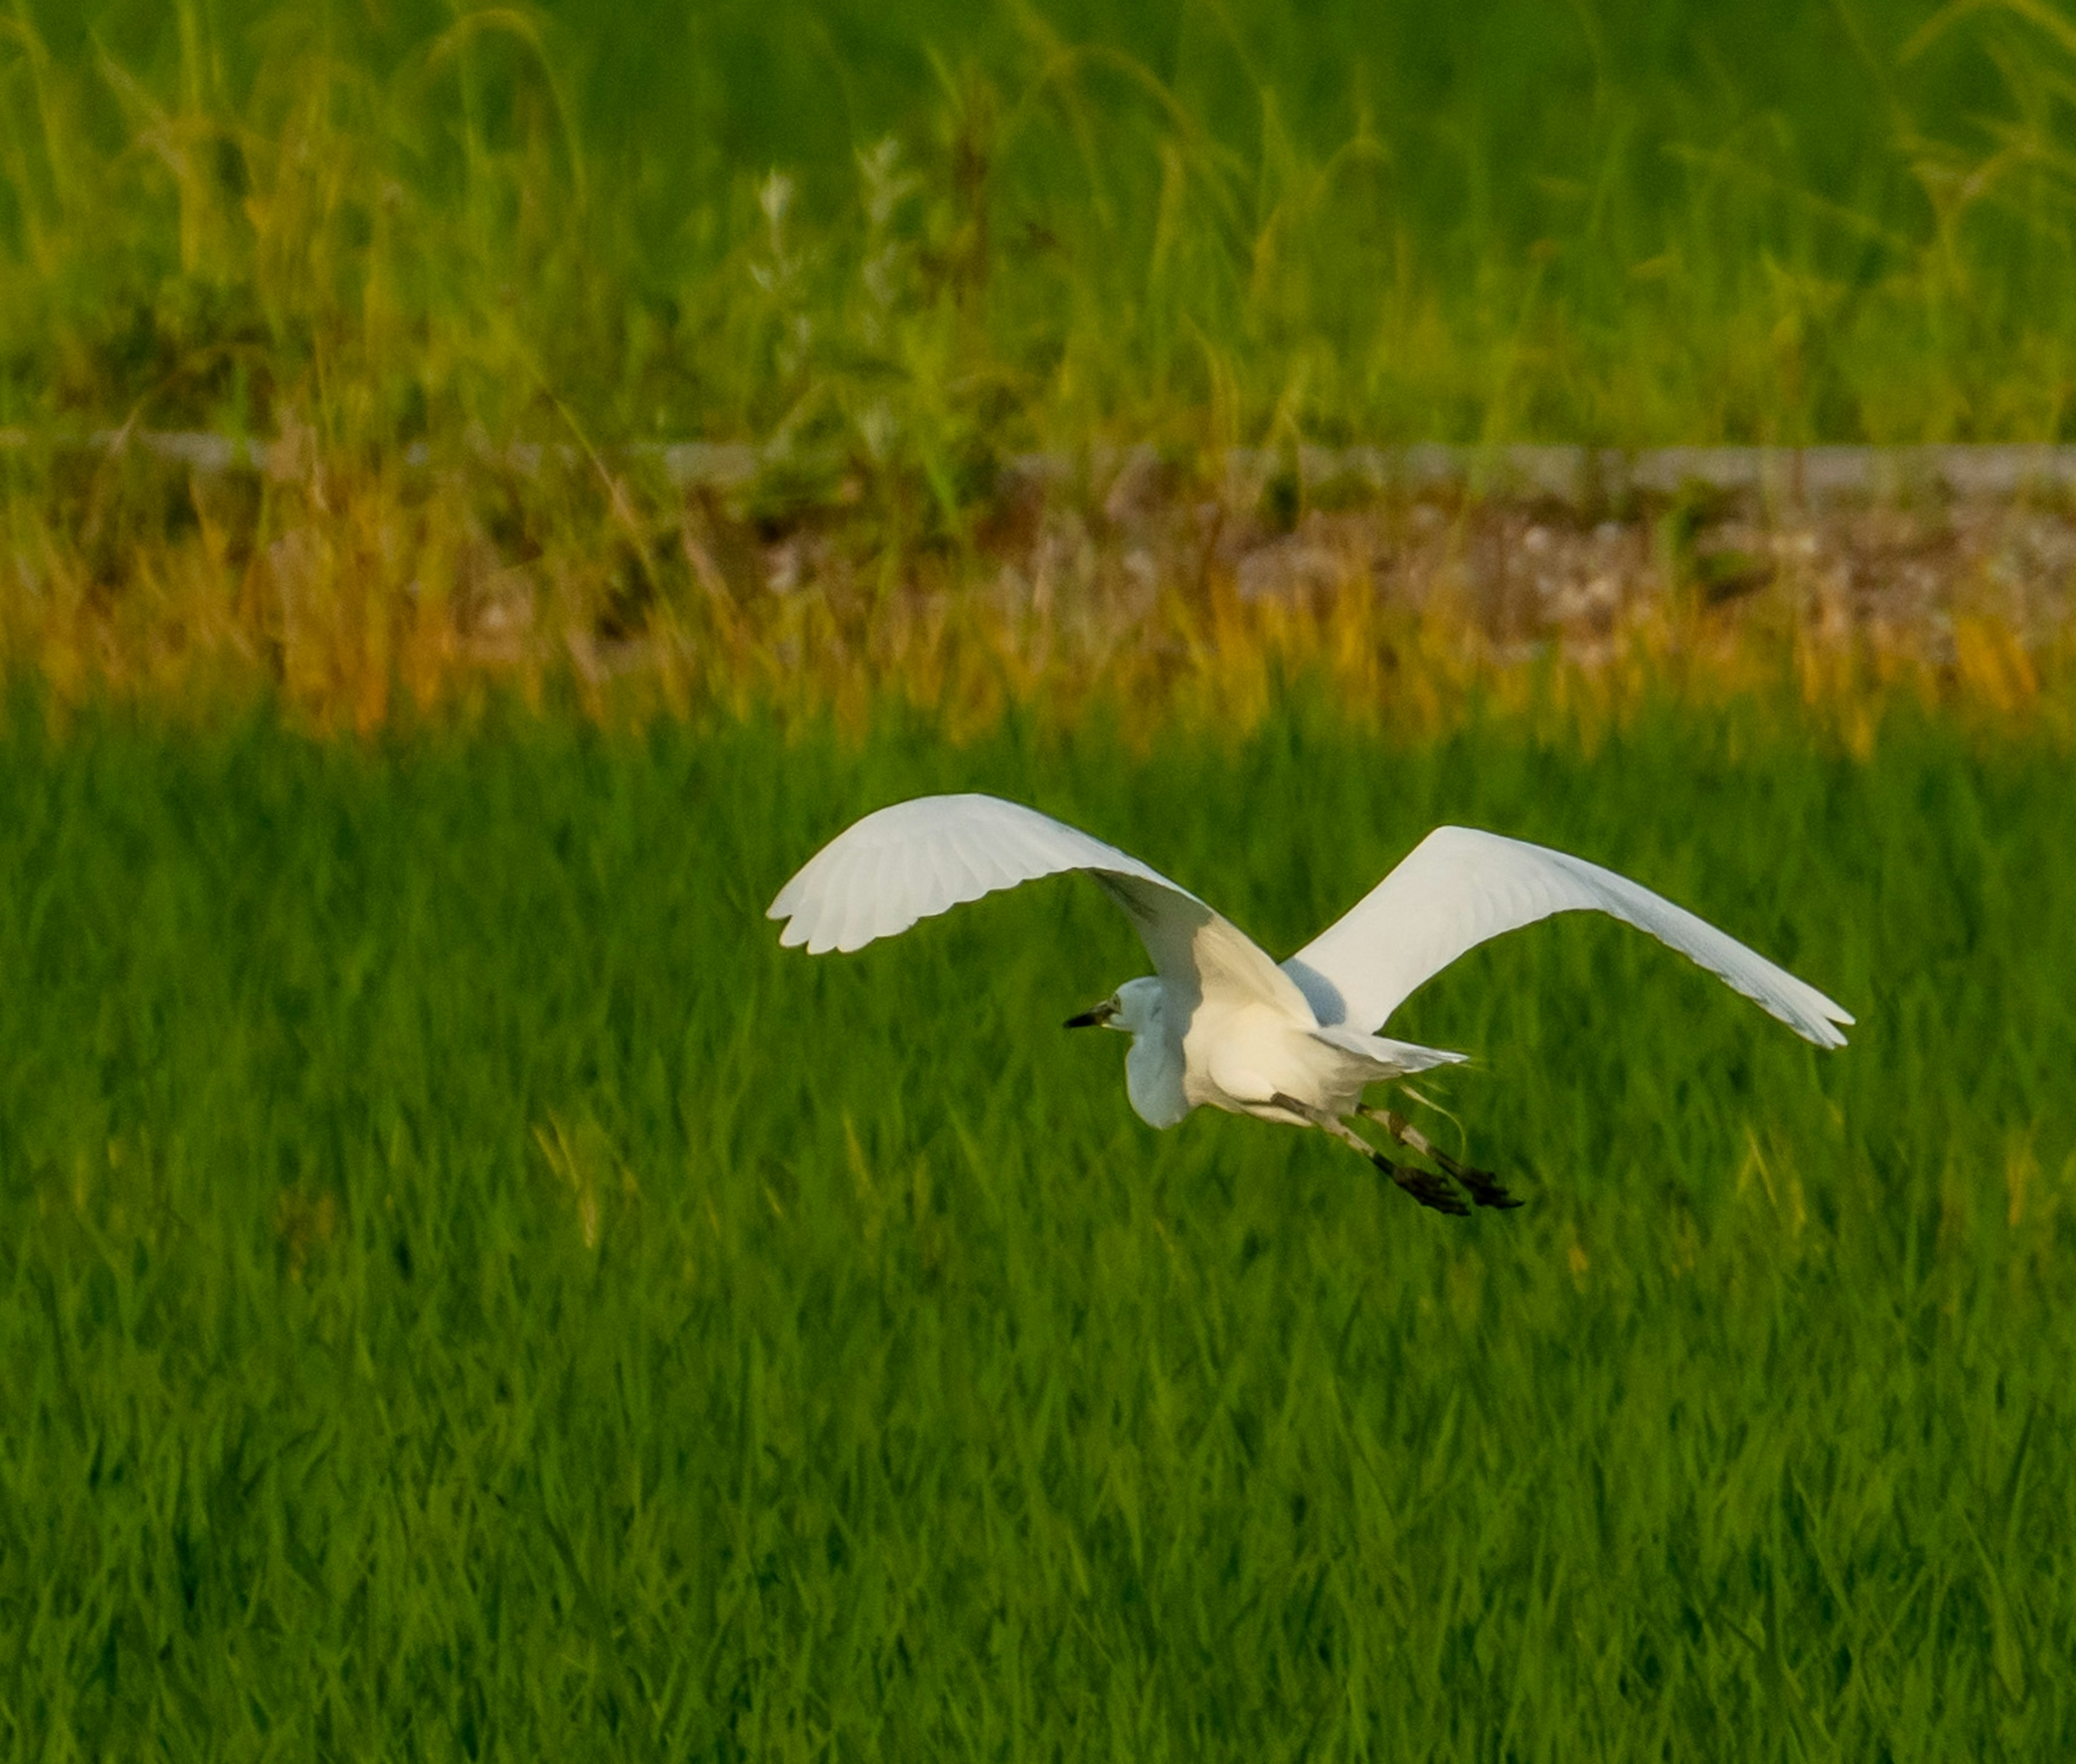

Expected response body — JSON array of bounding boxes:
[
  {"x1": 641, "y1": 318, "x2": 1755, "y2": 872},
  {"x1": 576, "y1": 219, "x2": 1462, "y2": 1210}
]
[
  {"x1": 1359, "y1": 1106, "x2": 1522, "y2": 1210},
  {"x1": 1269, "y1": 1093, "x2": 1469, "y2": 1217}
]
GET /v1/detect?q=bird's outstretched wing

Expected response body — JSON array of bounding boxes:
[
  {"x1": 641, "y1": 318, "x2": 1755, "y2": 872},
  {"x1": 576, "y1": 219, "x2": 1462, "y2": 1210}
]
[
  {"x1": 769, "y1": 794, "x2": 1309, "y2": 1013},
  {"x1": 1282, "y1": 826, "x2": 1853, "y2": 1047}
]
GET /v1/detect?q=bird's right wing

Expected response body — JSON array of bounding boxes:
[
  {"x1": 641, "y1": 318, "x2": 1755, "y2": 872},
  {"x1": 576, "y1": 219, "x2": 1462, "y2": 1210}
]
[
  {"x1": 768, "y1": 793, "x2": 1309, "y2": 1014},
  {"x1": 1282, "y1": 826, "x2": 1853, "y2": 1047}
]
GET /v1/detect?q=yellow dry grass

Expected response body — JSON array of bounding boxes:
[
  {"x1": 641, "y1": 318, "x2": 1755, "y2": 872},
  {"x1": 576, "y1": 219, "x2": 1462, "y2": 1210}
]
[{"x1": 4, "y1": 439, "x2": 2072, "y2": 746}]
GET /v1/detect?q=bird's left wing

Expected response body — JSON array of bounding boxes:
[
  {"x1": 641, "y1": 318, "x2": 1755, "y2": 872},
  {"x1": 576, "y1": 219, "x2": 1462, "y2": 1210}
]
[
  {"x1": 1282, "y1": 825, "x2": 1853, "y2": 1047},
  {"x1": 768, "y1": 793, "x2": 1308, "y2": 1013}
]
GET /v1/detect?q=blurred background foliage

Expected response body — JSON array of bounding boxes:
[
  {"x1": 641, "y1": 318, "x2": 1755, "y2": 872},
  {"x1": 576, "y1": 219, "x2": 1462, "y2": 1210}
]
[{"x1": 4, "y1": 0, "x2": 2076, "y2": 465}]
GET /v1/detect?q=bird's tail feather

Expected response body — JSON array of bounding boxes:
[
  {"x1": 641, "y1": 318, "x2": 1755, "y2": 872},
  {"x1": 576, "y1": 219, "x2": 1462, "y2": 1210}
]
[{"x1": 1307, "y1": 1024, "x2": 1467, "y2": 1079}]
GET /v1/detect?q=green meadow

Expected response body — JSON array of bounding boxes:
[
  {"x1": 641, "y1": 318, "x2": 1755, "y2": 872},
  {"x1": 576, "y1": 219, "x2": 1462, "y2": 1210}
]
[
  {"x1": 5, "y1": 0, "x2": 2076, "y2": 462},
  {"x1": 2, "y1": 701, "x2": 2072, "y2": 1758}
]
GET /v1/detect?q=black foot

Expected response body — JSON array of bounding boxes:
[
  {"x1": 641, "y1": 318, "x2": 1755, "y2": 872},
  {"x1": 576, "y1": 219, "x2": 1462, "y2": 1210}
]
[
  {"x1": 1374, "y1": 1154, "x2": 1470, "y2": 1216},
  {"x1": 1432, "y1": 1151, "x2": 1523, "y2": 1210},
  {"x1": 1366, "y1": 1108, "x2": 1525, "y2": 1210}
]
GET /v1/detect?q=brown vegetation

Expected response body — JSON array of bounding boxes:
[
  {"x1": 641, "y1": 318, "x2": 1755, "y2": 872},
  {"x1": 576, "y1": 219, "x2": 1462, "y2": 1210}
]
[{"x1": 4, "y1": 437, "x2": 2070, "y2": 741}]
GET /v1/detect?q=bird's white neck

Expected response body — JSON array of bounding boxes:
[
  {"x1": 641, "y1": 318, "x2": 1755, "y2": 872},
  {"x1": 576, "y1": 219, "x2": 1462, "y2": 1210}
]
[{"x1": 1120, "y1": 984, "x2": 1191, "y2": 1128}]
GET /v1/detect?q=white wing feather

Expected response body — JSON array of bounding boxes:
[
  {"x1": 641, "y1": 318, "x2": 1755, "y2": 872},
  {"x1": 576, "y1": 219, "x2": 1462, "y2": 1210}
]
[
  {"x1": 768, "y1": 794, "x2": 1309, "y2": 1014},
  {"x1": 1283, "y1": 826, "x2": 1853, "y2": 1048}
]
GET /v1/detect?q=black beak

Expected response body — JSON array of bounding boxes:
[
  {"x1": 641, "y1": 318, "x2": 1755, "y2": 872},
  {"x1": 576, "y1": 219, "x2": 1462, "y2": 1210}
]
[{"x1": 1063, "y1": 1002, "x2": 1115, "y2": 1029}]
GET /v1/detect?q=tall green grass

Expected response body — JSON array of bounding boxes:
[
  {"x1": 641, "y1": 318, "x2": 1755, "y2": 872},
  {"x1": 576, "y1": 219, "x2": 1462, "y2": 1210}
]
[
  {"x1": 2, "y1": 701, "x2": 2071, "y2": 1756},
  {"x1": 4, "y1": 0, "x2": 2076, "y2": 464}
]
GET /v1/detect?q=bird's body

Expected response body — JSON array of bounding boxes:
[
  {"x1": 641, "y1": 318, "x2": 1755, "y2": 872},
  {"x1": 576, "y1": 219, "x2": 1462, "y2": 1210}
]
[
  {"x1": 768, "y1": 794, "x2": 1852, "y2": 1213},
  {"x1": 1145, "y1": 981, "x2": 1458, "y2": 1128}
]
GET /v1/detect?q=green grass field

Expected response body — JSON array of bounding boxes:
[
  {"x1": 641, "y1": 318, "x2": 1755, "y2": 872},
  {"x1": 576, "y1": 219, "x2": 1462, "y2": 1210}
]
[{"x1": 2, "y1": 700, "x2": 2072, "y2": 1758}]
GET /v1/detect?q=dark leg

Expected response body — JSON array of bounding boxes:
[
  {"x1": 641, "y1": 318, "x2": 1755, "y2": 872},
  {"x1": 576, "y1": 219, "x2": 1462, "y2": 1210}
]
[
  {"x1": 1359, "y1": 1107, "x2": 1523, "y2": 1210},
  {"x1": 1270, "y1": 1093, "x2": 1470, "y2": 1217}
]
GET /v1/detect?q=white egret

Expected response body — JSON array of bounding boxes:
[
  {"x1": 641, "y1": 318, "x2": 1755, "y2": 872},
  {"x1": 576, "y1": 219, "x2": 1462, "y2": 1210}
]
[{"x1": 768, "y1": 795, "x2": 1852, "y2": 1214}]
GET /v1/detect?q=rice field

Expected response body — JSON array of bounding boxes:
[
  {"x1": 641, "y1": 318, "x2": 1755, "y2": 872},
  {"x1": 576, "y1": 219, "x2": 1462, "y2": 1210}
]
[{"x1": 2, "y1": 700, "x2": 2072, "y2": 1759}]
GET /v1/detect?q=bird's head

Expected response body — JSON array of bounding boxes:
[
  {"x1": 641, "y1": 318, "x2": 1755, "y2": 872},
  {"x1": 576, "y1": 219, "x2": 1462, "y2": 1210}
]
[{"x1": 1064, "y1": 975, "x2": 1163, "y2": 1037}]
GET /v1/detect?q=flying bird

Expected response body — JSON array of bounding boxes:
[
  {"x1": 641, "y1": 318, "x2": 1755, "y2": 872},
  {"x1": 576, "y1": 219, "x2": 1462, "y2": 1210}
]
[{"x1": 767, "y1": 795, "x2": 1852, "y2": 1215}]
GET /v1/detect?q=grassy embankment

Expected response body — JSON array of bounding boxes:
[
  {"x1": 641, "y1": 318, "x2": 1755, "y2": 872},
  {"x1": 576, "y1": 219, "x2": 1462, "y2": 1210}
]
[
  {"x1": 1, "y1": 705, "x2": 2072, "y2": 1758},
  {"x1": 3, "y1": 0, "x2": 2076, "y2": 721}
]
